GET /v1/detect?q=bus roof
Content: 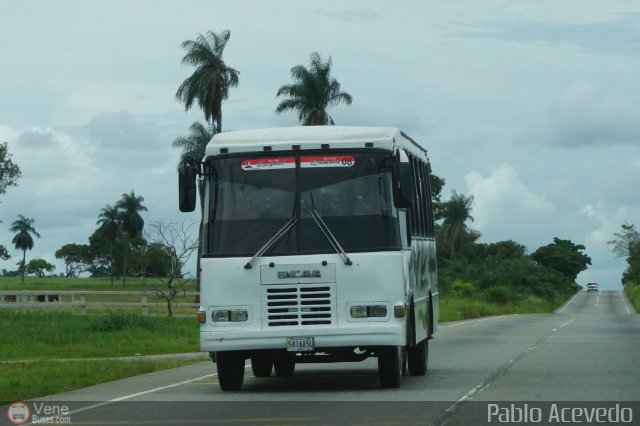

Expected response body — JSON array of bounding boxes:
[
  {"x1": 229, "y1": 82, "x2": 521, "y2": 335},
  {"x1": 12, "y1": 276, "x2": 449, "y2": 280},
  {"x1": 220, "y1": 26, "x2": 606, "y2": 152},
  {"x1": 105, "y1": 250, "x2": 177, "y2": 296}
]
[{"x1": 204, "y1": 126, "x2": 428, "y2": 159}]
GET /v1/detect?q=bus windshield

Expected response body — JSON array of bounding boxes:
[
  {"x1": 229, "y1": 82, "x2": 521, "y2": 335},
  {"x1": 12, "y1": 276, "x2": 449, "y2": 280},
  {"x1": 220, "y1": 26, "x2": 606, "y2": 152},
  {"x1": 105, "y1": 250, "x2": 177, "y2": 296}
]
[{"x1": 205, "y1": 150, "x2": 401, "y2": 257}]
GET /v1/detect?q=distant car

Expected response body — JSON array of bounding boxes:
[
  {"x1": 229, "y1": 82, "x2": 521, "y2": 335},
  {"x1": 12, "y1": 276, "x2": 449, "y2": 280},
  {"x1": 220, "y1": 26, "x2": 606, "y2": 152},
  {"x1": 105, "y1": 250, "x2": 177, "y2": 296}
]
[{"x1": 586, "y1": 282, "x2": 598, "y2": 292}]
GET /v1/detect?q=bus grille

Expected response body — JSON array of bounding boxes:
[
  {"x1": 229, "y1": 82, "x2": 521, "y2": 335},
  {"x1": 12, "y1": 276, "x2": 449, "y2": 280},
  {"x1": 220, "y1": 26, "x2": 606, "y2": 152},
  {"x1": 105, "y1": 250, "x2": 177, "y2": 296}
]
[{"x1": 264, "y1": 284, "x2": 336, "y2": 327}]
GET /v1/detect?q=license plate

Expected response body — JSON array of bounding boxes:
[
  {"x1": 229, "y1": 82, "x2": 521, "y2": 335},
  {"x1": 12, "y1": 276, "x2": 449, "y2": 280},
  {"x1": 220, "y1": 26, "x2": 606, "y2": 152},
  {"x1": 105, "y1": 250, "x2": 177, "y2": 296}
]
[{"x1": 286, "y1": 336, "x2": 315, "y2": 352}]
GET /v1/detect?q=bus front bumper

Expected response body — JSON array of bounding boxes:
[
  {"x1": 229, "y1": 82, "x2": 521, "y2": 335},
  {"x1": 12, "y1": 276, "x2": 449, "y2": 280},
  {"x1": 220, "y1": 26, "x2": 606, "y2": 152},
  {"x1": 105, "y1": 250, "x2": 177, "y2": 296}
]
[{"x1": 200, "y1": 325, "x2": 406, "y2": 352}]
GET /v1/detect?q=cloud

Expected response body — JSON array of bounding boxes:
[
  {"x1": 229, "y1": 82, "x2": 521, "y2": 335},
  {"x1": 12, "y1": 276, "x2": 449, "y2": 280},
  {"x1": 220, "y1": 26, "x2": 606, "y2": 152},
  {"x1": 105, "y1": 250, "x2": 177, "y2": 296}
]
[
  {"x1": 314, "y1": 8, "x2": 383, "y2": 23},
  {"x1": 545, "y1": 81, "x2": 640, "y2": 147},
  {"x1": 0, "y1": 110, "x2": 192, "y2": 274},
  {"x1": 453, "y1": 13, "x2": 640, "y2": 56},
  {"x1": 464, "y1": 165, "x2": 554, "y2": 246},
  {"x1": 0, "y1": 124, "x2": 19, "y2": 142}
]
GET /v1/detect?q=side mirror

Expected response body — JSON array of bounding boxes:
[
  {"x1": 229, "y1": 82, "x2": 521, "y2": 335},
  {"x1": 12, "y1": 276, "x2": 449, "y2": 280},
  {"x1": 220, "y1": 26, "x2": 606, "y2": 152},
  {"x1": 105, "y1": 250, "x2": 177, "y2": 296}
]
[
  {"x1": 178, "y1": 160, "x2": 197, "y2": 212},
  {"x1": 393, "y1": 156, "x2": 413, "y2": 209}
]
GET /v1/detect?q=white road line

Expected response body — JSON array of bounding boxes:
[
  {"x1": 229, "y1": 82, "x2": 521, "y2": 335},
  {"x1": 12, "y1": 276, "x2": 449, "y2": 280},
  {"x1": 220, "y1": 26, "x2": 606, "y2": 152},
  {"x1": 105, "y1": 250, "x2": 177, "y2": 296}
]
[
  {"x1": 557, "y1": 292, "x2": 578, "y2": 313},
  {"x1": 62, "y1": 372, "x2": 218, "y2": 418},
  {"x1": 552, "y1": 319, "x2": 574, "y2": 332},
  {"x1": 439, "y1": 315, "x2": 506, "y2": 328},
  {"x1": 63, "y1": 364, "x2": 250, "y2": 419},
  {"x1": 620, "y1": 290, "x2": 632, "y2": 315},
  {"x1": 595, "y1": 292, "x2": 601, "y2": 310}
]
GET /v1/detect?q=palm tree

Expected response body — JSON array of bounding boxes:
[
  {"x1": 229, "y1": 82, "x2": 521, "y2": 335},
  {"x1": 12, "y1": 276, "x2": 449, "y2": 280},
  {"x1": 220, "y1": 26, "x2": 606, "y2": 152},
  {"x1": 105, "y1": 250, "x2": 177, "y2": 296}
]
[
  {"x1": 10, "y1": 215, "x2": 41, "y2": 284},
  {"x1": 115, "y1": 191, "x2": 147, "y2": 286},
  {"x1": 172, "y1": 121, "x2": 215, "y2": 299},
  {"x1": 441, "y1": 191, "x2": 474, "y2": 262},
  {"x1": 172, "y1": 121, "x2": 215, "y2": 163},
  {"x1": 276, "y1": 52, "x2": 353, "y2": 125},
  {"x1": 176, "y1": 30, "x2": 239, "y2": 133},
  {"x1": 96, "y1": 204, "x2": 121, "y2": 286}
]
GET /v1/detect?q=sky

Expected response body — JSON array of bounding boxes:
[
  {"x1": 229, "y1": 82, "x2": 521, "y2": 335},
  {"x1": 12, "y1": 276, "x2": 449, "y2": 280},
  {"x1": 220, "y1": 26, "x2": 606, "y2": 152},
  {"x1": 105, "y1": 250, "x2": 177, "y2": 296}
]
[{"x1": 1, "y1": 0, "x2": 639, "y2": 290}]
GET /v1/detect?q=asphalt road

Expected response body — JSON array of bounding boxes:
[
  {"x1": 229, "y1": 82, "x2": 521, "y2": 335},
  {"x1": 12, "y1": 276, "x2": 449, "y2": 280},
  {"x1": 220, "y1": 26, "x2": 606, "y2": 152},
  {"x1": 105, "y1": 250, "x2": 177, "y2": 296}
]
[{"x1": 35, "y1": 290, "x2": 639, "y2": 425}]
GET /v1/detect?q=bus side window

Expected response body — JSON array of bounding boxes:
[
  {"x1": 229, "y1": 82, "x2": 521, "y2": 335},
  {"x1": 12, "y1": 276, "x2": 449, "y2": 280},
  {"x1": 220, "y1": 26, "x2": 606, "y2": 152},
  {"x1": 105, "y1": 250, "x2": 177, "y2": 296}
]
[
  {"x1": 426, "y1": 163, "x2": 435, "y2": 238},
  {"x1": 411, "y1": 155, "x2": 426, "y2": 238},
  {"x1": 420, "y1": 161, "x2": 434, "y2": 238}
]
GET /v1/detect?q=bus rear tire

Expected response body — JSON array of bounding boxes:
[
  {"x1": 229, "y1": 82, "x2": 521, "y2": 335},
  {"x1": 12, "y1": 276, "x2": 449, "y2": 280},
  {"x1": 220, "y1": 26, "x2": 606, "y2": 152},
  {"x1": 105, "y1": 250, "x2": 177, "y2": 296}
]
[
  {"x1": 216, "y1": 351, "x2": 245, "y2": 391},
  {"x1": 378, "y1": 346, "x2": 405, "y2": 388},
  {"x1": 407, "y1": 338, "x2": 428, "y2": 376},
  {"x1": 251, "y1": 355, "x2": 273, "y2": 377},
  {"x1": 274, "y1": 355, "x2": 295, "y2": 377}
]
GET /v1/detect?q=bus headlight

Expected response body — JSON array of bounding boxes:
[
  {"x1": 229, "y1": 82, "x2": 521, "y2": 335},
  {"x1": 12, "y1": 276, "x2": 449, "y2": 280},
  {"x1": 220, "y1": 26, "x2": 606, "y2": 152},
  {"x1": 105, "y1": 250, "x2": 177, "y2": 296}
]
[
  {"x1": 350, "y1": 304, "x2": 387, "y2": 318},
  {"x1": 212, "y1": 309, "x2": 249, "y2": 322}
]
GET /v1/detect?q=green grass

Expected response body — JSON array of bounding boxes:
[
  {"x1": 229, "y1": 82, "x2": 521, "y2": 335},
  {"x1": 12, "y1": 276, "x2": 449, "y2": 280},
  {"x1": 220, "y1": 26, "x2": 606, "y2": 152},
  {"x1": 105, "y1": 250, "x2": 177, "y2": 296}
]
[
  {"x1": 0, "y1": 310, "x2": 202, "y2": 401},
  {"x1": 624, "y1": 284, "x2": 640, "y2": 312},
  {"x1": 0, "y1": 310, "x2": 199, "y2": 360},
  {"x1": 439, "y1": 294, "x2": 561, "y2": 322},
  {"x1": 0, "y1": 359, "x2": 201, "y2": 402}
]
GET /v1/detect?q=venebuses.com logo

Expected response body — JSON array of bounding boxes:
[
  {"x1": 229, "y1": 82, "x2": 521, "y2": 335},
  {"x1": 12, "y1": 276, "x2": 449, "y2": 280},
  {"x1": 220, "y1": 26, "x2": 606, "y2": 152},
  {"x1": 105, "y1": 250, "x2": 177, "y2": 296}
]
[
  {"x1": 6, "y1": 401, "x2": 72, "y2": 424},
  {"x1": 6, "y1": 402, "x2": 30, "y2": 425}
]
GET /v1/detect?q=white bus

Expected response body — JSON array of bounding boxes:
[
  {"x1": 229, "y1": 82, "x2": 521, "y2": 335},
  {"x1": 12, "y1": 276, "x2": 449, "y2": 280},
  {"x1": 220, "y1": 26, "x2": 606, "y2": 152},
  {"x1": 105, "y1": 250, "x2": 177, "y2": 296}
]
[{"x1": 179, "y1": 126, "x2": 438, "y2": 390}]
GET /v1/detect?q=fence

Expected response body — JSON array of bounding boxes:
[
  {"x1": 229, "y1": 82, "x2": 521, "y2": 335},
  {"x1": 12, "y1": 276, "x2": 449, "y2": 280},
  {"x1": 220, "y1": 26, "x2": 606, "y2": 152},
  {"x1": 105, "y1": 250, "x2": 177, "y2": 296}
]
[{"x1": 0, "y1": 290, "x2": 200, "y2": 315}]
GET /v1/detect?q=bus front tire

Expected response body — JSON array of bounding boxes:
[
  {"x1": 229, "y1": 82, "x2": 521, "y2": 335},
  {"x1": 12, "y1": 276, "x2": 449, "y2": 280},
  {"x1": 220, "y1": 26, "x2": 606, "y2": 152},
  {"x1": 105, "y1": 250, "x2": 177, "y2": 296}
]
[
  {"x1": 251, "y1": 355, "x2": 273, "y2": 377},
  {"x1": 216, "y1": 351, "x2": 245, "y2": 391},
  {"x1": 407, "y1": 338, "x2": 428, "y2": 376},
  {"x1": 274, "y1": 355, "x2": 295, "y2": 377},
  {"x1": 378, "y1": 346, "x2": 405, "y2": 388}
]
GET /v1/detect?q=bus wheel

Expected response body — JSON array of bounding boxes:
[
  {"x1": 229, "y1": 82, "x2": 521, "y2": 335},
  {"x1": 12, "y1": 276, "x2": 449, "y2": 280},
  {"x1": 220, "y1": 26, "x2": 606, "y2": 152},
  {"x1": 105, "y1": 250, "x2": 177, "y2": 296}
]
[
  {"x1": 274, "y1": 355, "x2": 295, "y2": 377},
  {"x1": 251, "y1": 355, "x2": 273, "y2": 377},
  {"x1": 216, "y1": 351, "x2": 245, "y2": 391},
  {"x1": 407, "y1": 339, "x2": 428, "y2": 376},
  {"x1": 378, "y1": 346, "x2": 405, "y2": 388}
]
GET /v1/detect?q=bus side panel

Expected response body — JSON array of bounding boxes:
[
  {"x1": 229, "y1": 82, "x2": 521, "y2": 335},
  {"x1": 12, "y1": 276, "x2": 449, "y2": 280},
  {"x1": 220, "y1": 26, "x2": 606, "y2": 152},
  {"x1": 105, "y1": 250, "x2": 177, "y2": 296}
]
[
  {"x1": 410, "y1": 238, "x2": 429, "y2": 344},
  {"x1": 427, "y1": 239, "x2": 438, "y2": 335}
]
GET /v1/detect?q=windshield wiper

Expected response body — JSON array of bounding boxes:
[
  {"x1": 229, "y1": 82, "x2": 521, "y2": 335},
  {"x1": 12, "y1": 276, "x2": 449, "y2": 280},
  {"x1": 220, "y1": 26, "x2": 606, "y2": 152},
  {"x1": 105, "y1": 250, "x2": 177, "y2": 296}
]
[
  {"x1": 244, "y1": 216, "x2": 297, "y2": 269},
  {"x1": 308, "y1": 209, "x2": 352, "y2": 266}
]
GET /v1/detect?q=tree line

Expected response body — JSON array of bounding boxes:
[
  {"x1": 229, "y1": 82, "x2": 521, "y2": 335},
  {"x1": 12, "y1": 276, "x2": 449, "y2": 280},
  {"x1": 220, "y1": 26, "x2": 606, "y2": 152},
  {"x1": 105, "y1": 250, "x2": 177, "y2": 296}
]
[
  {"x1": 436, "y1": 192, "x2": 590, "y2": 305},
  {"x1": 608, "y1": 223, "x2": 640, "y2": 287},
  {"x1": 0, "y1": 189, "x2": 193, "y2": 288}
]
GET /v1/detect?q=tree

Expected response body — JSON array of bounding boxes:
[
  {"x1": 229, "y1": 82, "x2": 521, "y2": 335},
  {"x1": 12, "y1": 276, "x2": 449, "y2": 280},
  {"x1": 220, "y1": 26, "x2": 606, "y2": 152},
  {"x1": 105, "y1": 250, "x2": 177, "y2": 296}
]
[
  {"x1": 115, "y1": 191, "x2": 147, "y2": 286},
  {"x1": 609, "y1": 223, "x2": 640, "y2": 286},
  {"x1": 608, "y1": 223, "x2": 640, "y2": 260},
  {"x1": 176, "y1": 30, "x2": 239, "y2": 133},
  {"x1": 55, "y1": 243, "x2": 91, "y2": 278},
  {"x1": 0, "y1": 245, "x2": 9, "y2": 261},
  {"x1": 0, "y1": 142, "x2": 21, "y2": 196},
  {"x1": 441, "y1": 191, "x2": 474, "y2": 262},
  {"x1": 25, "y1": 258, "x2": 55, "y2": 278},
  {"x1": 10, "y1": 215, "x2": 41, "y2": 284},
  {"x1": 531, "y1": 237, "x2": 592, "y2": 282},
  {"x1": 172, "y1": 121, "x2": 215, "y2": 163},
  {"x1": 96, "y1": 204, "x2": 121, "y2": 285},
  {"x1": 430, "y1": 174, "x2": 446, "y2": 220},
  {"x1": 144, "y1": 220, "x2": 198, "y2": 316},
  {"x1": 276, "y1": 52, "x2": 353, "y2": 125}
]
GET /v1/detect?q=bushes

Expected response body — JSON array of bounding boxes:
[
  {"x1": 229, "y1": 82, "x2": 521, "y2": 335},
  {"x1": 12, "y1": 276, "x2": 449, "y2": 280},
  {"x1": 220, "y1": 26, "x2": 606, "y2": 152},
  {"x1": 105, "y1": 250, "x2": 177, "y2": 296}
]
[
  {"x1": 438, "y1": 256, "x2": 577, "y2": 306},
  {"x1": 482, "y1": 285, "x2": 518, "y2": 304},
  {"x1": 625, "y1": 284, "x2": 640, "y2": 313},
  {"x1": 450, "y1": 279, "x2": 476, "y2": 298}
]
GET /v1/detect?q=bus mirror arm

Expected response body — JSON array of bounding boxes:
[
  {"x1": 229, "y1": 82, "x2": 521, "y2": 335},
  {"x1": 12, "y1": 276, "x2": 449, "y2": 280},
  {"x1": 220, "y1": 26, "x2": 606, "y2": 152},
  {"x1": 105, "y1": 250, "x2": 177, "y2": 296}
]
[{"x1": 178, "y1": 158, "x2": 198, "y2": 213}]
